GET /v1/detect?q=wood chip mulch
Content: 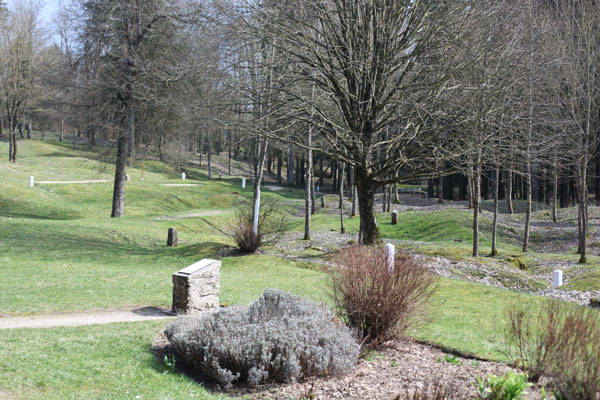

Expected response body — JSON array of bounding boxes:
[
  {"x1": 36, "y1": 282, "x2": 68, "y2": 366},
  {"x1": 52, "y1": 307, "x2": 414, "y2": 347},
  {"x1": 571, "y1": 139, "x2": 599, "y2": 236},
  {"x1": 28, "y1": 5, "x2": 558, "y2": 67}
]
[{"x1": 226, "y1": 339, "x2": 546, "y2": 399}]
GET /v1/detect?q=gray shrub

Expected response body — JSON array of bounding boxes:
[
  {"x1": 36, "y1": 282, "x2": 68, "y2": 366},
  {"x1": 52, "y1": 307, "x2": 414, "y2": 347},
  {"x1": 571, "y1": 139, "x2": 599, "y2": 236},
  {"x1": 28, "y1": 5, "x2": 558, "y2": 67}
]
[{"x1": 165, "y1": 289, "x2": 359, "y2": 388}]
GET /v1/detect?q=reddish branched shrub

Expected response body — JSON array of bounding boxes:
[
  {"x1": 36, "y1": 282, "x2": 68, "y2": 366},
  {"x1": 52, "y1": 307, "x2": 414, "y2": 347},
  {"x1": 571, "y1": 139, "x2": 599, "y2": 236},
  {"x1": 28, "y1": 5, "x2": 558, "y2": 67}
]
[
  {"x1": 498, "y1": 300, "x2": 564, "y2": 382},
  {"x1": 550, "y1": 305, "x2": 600, "y2": 399},
  {"x1": 499, "y1": 300, "x2": 600, "y2": 399},
  {"x1": 330, "y1": 245, "x2": 436, "y2": 347}
]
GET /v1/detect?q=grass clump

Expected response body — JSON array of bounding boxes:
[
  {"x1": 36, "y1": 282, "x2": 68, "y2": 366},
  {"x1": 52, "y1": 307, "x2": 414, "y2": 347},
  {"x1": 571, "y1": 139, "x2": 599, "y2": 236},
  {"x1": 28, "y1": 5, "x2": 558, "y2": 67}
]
[
  {"x1": 165, "y1": 289, "x2": 358, "y2": 388},
  {"x1": 330, "y1": 245, "x2": 435, "y2": 347}
]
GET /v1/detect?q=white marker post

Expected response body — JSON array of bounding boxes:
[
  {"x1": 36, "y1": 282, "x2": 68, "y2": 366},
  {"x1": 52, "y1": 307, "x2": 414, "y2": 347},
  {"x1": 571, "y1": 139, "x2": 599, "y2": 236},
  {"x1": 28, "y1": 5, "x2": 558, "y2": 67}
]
[
  {"x1": 252, "y1": 189, "x2": 261, "y2": 236},
  {"x1": 384, "y1": 243, "x2": 395, "y2": 273},
  {"x1": 553, "y1": 270, "x2": 563, "y2": 288},
  {"x1": 29, "y1": 176, "x2": 34, "y2": 187},
  {"x1": 181, "y1": 172, "x2": 186, "y2": 180},
  {"x1": 242, "y1": 178, "x2": 246, "y2": 189}
]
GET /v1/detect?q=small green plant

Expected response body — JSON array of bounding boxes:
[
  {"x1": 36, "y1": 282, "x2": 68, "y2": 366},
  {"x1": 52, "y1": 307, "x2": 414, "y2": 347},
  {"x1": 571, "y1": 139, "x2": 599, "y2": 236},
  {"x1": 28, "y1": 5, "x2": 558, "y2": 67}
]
[
  {"x1": 473, "y1": 371, "x2": 531, "y2": 400},
  {"x1": 472, "y1": 376, "x2": 487, "y2": 399},
  {"x1": 436, "y1": 354, "x2": 462, "y2": 366},
  {"x1": 162, "y1": 355, "x2": 176, "y2": 374}
]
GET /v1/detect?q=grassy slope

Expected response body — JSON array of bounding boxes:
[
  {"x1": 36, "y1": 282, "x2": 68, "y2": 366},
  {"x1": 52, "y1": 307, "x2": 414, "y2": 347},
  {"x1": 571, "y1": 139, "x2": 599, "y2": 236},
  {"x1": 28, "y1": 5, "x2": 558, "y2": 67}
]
[{"x1": 0, "y1": 137, "x2": 595, "y2": 399}]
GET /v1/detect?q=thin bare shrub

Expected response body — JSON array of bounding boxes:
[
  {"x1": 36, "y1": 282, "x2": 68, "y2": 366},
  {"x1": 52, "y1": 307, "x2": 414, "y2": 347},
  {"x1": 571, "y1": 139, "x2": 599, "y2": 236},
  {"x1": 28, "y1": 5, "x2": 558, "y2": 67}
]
[
  {"x1": 228, "y1": 198, "x2": 289, "y2": 253},
  {"x1": 497, "y1": 299, "x2": 600, "y2": 399},
  {"x1": 330, "y1": 245, "x2": 436, "y2": 347},
  {"x1": 549, "y1": 305, "x2": 600, "y2": 400},
  {"x1": 495, "y1": 300, "x2": 564, "y2": 382}
]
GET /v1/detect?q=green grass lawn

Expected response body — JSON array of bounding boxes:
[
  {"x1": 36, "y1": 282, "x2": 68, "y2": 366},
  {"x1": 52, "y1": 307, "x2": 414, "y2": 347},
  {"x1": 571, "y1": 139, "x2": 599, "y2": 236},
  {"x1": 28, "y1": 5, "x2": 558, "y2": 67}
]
[
  {"x1": 0, "y1": 137, "x2": 595, "y2": 399},
  {"x1": 0, "y1": 278, "x2": 547, "y2": 400}
]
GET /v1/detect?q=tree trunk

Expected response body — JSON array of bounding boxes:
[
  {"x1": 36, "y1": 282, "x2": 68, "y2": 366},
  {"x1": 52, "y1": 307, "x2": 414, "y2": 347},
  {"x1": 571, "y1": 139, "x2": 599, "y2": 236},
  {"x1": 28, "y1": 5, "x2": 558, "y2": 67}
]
[
  {"x1": 228, "y1": 132, "x2": 232, "y2": 175},
  {"x1": 339, "y1": 162, "x2": 345, "y2": 234},
  {"x1": 287, "y1": 142, "x2": 294, "y2": 186},
  {"x1": 111, "y1": 135, "x2": 128, "y2": 217},
  {"x1": 318, "y1": 159, "x2": 323, "y2": 186},
  {"x1": 438, "y1": 173, "x2": 443, "y2": 203},
  {"x1": 311, "y1": 171, "x2": 316, "y2": 215},
  {"x1": 254, "y1": 138, "x2": 268, "y2": 201},
  {"x1": 127, "y1": 109, "x2": 135, "y2": 164},
  {"x1": 491, "y1": 165, "x2": 500, "y2": 256},
  {"x1": 351, "y1": 182, "x2": 358, "y2": 217},
  {"x1": 277, "y1": 151, "x2": 282, "y2": 185},
  {"x1": 207, "y1": 132, "x2": 212, "y2": 180},
  {"x1": 472, "y1": 161, "x2": 481, "y2": 257},
  {"x1": 597, "y1": 132, "x2": 600, "y2": 205},
  {"x1": 506, "y1": 168, "x2": 514, "y2": 214},
  {"x1": 198, "y1": 131, "x2": 203, "y2": 167},
  {"x1": 523, "y1": 162, "x2": 533, "y2": 253},
  {"x1": 356, "y1": 169, "x2": 381, "y2": 245},
  {"x1": 552, "y1": 162, "x2": 558, "y2": 223},
  {"x1": 467, "y1": 167, "x2": 474, "y2": 209},
  {"x1": 304, "y1": 138, "x2": 313, "y2": 240},
  {"x1": 8, "y1": 119, "x2": 15, "y2": 162}
]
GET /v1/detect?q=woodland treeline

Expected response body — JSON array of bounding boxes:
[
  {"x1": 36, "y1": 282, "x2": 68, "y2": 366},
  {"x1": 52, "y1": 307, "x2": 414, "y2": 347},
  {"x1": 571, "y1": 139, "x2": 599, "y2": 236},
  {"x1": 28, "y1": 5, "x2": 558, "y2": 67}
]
[{"x1": 1, "y1": 0, "x2": 599, "y2": 261}]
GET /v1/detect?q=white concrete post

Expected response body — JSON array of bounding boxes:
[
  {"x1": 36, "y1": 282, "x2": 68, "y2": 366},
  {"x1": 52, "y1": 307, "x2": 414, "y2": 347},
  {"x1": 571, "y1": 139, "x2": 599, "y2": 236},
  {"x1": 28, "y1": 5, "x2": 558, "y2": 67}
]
[
  {"x1": 553, "y1": 270, "x2": 563, "y2": 288},
  {"x1": 181, "y1": 172, "x2": 186, "y2": 180},
  {"x1": 384, "y1": 243, "x2": 395, "y2": 273},
  {"x1": 29, "y1": 176, "x2": 34, "y2": 187},
  {"x1": 242, "y1": 178, "x2": 246, "y2": 189},
  {"x1": 252, "y1": 189, "x2": 261, "y2": 236}
]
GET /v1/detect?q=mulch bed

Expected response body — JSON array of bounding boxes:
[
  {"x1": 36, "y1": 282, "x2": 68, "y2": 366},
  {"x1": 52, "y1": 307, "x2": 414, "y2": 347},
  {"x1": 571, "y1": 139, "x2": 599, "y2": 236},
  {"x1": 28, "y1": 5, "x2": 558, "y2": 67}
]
[{"x1": 153, "y1": 333, "x2": 547, "y2": 399}]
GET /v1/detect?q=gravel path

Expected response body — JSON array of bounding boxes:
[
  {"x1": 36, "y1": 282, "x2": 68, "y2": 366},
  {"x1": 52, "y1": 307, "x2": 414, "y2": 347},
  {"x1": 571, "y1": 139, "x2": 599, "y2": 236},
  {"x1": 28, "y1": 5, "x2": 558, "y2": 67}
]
[{"x1": 0, "y1": 307, "x2": 175, "y2": 330}]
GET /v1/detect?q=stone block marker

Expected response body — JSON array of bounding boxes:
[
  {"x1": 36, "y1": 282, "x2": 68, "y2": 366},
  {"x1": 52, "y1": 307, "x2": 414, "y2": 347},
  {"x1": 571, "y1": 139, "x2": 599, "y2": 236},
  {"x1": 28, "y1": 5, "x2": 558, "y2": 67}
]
[
  {"x1": 182, "y1": 172, "x2": 186, "y2": 180},
  {"x1": 29, "y1": 176, "x2": 34, "y2": 187},
  {"x1": 553, "y1": 269, "x2": 563, "y2": 288},
  {"x1": 384, "y1": 243, "x2": 395, "y2": 272},
  {"x1": 172, "y1": 259, "x2": 220, "y2": 314},
  {"x1": 167, "y1": 228, "x2": 178, "y2": 247},
  {"x1": 242, "y1": 178, "x2": 246, "y2": 189},
  {"x1": 391, "y1": 210, "x2": 398, "y2": 225}
]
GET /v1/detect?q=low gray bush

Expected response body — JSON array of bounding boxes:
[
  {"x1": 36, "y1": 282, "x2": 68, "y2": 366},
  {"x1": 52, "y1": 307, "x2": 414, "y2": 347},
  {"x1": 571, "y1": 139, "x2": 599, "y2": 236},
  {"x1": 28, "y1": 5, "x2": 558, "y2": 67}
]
[{"x1": 165, "y1": 289, "x2": 359, "y2": 388}]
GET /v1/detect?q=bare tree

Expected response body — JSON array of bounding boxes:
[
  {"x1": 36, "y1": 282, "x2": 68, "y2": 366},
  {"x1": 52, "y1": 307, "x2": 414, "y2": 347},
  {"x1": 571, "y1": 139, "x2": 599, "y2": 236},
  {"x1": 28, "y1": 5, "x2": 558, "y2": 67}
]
[
  {"x1": 80, "y1": 0, "x2": 184, "y2": 217},
  {"x1": 553, "y1": 0, "x2": 600, "y2": 263},
  {"x1": 239, "y1": 0, "x2": 462, "y2": 244},
  {"x1": 0, "y1": 0, "x2": 43, "y2": 162}
]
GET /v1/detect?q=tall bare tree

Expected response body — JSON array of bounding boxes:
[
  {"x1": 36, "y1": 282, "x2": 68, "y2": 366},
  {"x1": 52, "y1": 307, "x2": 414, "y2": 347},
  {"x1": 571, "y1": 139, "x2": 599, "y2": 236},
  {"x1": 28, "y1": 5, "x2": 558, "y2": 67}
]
[
  {"x1": 240, "y1": 0, "x2": 462, "y2": 244},
  {"x1": 0, "y1": 0, "x2": 43, "y2": 162}
]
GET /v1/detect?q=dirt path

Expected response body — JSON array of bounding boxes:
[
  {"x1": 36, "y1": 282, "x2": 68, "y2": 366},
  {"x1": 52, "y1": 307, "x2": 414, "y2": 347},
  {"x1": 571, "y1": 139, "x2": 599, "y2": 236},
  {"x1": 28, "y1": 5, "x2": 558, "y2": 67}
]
[
  {"x1": 155, "y1": 210, "x2": 229, "y2": 221},
  {"x1": 0, "y1": 307, "x2": 175, "y2": 330}
]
